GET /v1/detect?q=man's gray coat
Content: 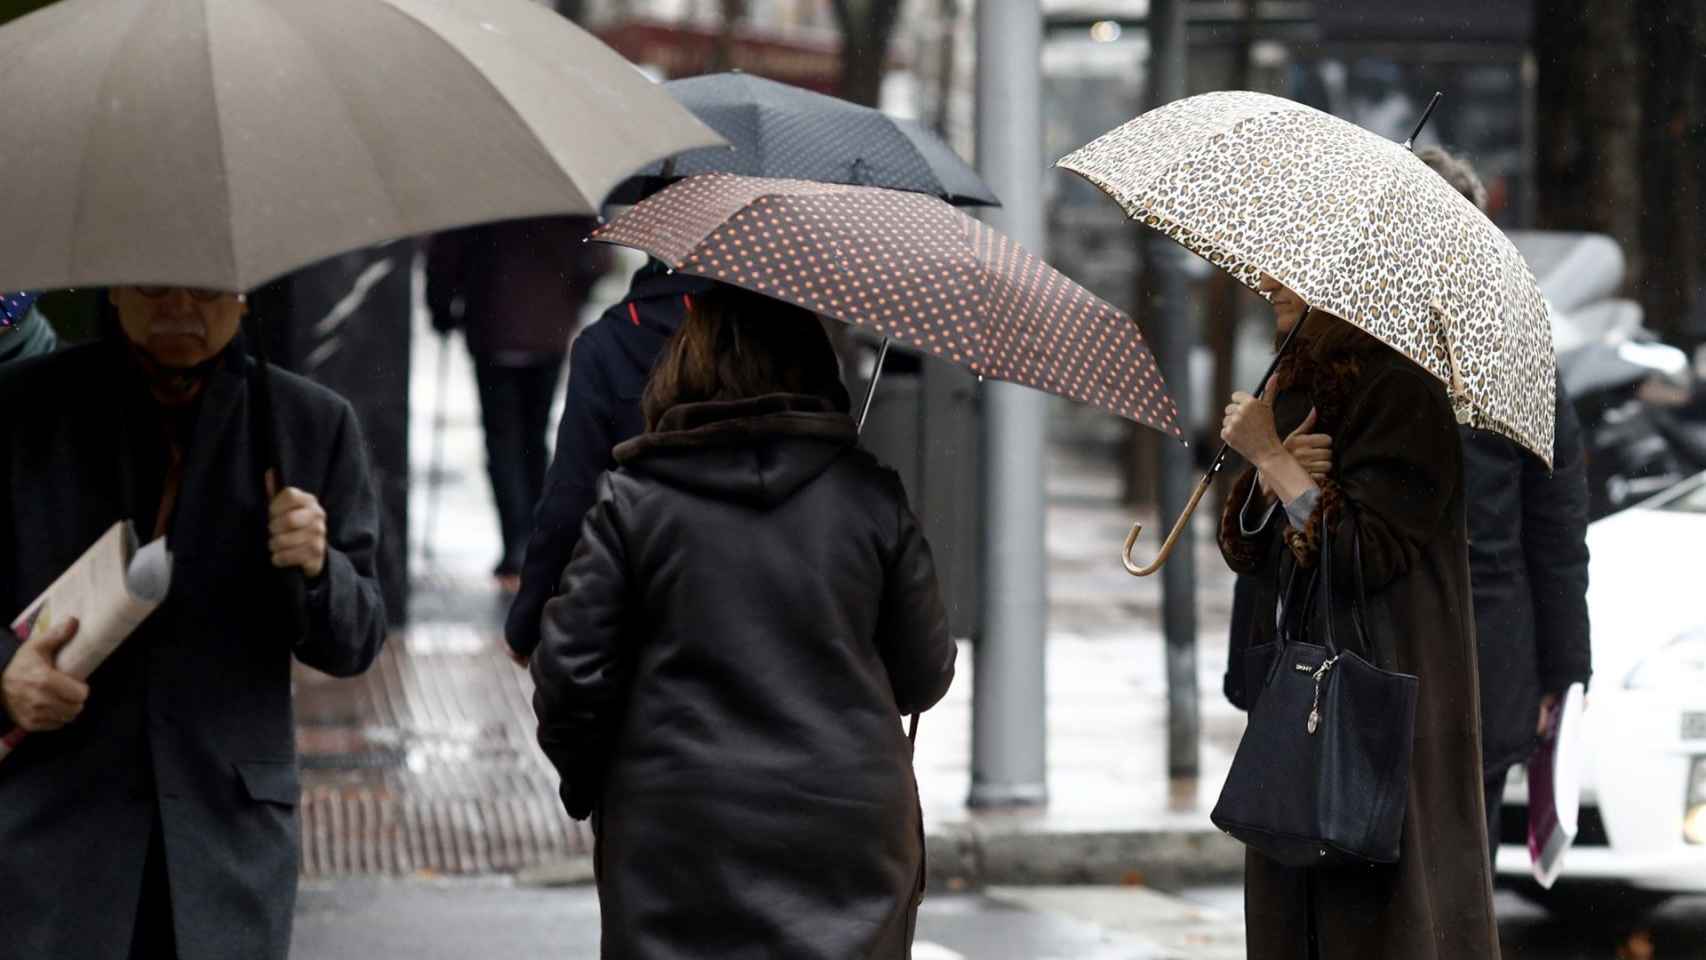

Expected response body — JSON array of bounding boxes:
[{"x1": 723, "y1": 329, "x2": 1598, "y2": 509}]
[{"x1": 0, "y1": 340, "x2": 387, "y2": 959}]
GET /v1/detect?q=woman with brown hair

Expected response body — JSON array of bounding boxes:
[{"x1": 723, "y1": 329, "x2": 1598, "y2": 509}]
[
  {"x1": 1217, "y1": 275, "x2": 1500, "y2": 959},
  {"x1": 530, "y1": 283, "x2": 956, "y2": 959}
]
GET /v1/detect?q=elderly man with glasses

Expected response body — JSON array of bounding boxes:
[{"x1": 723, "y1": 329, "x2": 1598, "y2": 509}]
[{"x1": 0, "y1": 285, "x2": 387, "y2": 960}]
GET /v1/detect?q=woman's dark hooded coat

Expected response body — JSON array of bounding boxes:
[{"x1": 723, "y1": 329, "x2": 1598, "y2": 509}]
[
  {"x1": 531, "y1": 394, "x2": 956, "y2": 960},
  {"x1": 1218, "y1": 340, "x2": 1500, "y2": 960}
]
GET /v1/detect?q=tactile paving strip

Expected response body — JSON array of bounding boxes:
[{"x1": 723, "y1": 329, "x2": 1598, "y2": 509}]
[{"x1": 294, "y1": 614, "x2": 587, "y2": 877}]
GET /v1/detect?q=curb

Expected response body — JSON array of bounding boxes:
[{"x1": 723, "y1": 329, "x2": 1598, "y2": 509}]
[
  {"x1": 926, "y1": 825, "x2": 1244, "y2": 892},
  {"x1": 512, "y1": 828, "x2": 1245, "y2": 892},
  {"x1": 514, "y1": 856, "x2": 597, "y2": 888}
]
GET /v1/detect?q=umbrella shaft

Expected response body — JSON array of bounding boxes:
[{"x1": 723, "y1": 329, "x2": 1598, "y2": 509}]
[{"x1": 856, "y1": 338, "x2": 892, "y2": 435}]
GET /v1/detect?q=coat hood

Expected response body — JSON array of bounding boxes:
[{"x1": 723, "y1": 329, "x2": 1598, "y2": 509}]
[
  {"x1": 605, "y1": 264, "x2": 714, "y2": 373},
  {"x1": 614, "y1": 394, "x2": 857, "y2": 508}
]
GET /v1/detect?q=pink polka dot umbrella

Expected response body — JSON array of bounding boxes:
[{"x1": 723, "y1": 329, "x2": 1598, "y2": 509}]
[{"x1": 592, "y1": 174, "x2": 1182, "y2": 438}]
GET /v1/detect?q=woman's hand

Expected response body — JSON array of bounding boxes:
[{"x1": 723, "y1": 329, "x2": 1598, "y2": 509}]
[
  {"x1": 1285, "y1": 409, "x2": 1332, "y2": 480},
  {"x1": 1537, "y1": 692, "x2": 1561, "y2": 737},
  {"x1": 1222, "y1": 390, "x2": 1285, "y2": 466},
  {"x1": 1258, "y1": 409, "x2": 1333, "y2": 498}
]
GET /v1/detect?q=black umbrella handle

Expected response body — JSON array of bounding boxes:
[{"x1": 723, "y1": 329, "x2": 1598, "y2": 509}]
[{"x1": 248, "y1": 326, "x2": 311, "y2": 647}]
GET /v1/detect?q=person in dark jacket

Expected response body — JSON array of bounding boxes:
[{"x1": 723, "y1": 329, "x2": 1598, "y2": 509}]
[
  {"x1": 0, "y1": 285, "x2": 387, "y2": 959},
  {"x1": 531, "y1": 284, "x2": 956, "y2": 959},
  {"x1": 0, "y1": 292, "x2": 57, "y2": 365},
  {"x1": 426, "y1": 216, "x2": 613, "y2": 588},
  {"x1": 504, "y1": 260, "x2": 712, "y2": 663},
  {"x1": 1219, "y1": 276, "x2": 1498, "y2": 959},
  {"x1": 1419, "y1": 147, "x2": 1593, "y2": 851}
]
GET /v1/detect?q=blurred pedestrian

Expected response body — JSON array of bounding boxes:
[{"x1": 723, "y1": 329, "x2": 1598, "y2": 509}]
[
  {"x1": 0, "y1": 285, "x2": 387, "y2": 959},
  {"x1": 503, "y1": 259, "x2": 712, "y2": 664},
  {"x1": 426, "y1": 216, "x2": 612, "y2": 591},
  {"x1": 530, "y1": 284, "x2": 955, "y2": 959},
  {"x1": 0, "y1": 292, "x2": 57, "y2": 366},
  {"x1": 1418, "y1": 146, "x2": 1593, "y2": 857},
  {"x1": 1217, "y1": 275, "x2": 1499, "y2": 958}
]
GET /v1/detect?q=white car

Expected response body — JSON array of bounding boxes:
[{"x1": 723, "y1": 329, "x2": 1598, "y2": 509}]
[{"x1": 1495, "y1": 470, "x2": 1706, "y2": 911}]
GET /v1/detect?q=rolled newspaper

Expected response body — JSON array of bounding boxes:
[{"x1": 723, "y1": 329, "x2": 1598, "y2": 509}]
[
  {"x1": 1527, "y1": 682, "x2": 1587, "y2": 888},
  {"x1": 2, "y1": 521, "x2": 172, "y2": 760}
]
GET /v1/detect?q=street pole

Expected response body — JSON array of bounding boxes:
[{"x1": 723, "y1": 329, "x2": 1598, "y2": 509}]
[
  {"x1": 969, "y1": 0, "x2": 1048, "y2": 809},
  {"x1": 1145, "y1": 0, "x2": 1200, "y2": 780}
]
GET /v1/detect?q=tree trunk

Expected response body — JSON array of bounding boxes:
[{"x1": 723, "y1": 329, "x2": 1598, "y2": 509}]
[
  {"x1": 1635, "y1": 1, "x2": 1701, "y2": 344},
  {"x1": 1532, "y1": 0, "x2": 1642, "y2": 280},
  {"x1": 832, "y1": 0, "x2": 905, "y2": 107},
  {"x1": 713, "y1": 0, "x2": 747, "y2": 72},
  {"x1": 931, "y1": 0, "x2": 958, "y2": 135}
]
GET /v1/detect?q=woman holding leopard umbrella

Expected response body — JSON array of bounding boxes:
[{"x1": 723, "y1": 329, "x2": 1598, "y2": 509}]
[
  {"x1": 1216, "y1": 276, "x2": 1497, "y2": 959},
  {"x1": 1061, "y1": 92, "x2": 1561, "y2": 959}
]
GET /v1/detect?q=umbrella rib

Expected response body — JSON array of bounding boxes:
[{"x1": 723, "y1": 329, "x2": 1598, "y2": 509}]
[
  {"x1": 371, "y1": 0, "x2": 598, "y2": 209},
  {"x1": 199, "y1": 0, "x2": 244, "y2": 289},
  {"x1": 65, "y1": 0, "x2": 191, "y2": 286},
  {"x1": 241, "y1": 3, "x2": 421, "y2": 284}
]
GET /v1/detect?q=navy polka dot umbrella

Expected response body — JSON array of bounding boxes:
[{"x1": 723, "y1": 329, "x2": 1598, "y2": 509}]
[
  {"x1": 609, "y1": 73, "x2": 1000, "y2": 208},
  {"x1": 592, "y1": 174, "x2": 1181, "y2": 436}
]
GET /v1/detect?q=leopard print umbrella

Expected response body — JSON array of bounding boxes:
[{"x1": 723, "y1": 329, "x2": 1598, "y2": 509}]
[
  {"x1": 592, "y1": 174, "x2": 1182, "y2": 436},
  {"x1": 1058, "y1": 90, "x2": 1556, "y2": 466}
]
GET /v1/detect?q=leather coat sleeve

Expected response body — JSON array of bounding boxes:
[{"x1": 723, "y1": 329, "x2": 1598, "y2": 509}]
[
  {"x1": 1523, "y1": 384, "x2": 1593, "y2": 691},
  {"x1": 1287, "y1": 367, "x2": 1459, "y2": 591},
  {"x1": 530, "y1": 473, "x2": 632, "y2": 820},
  {"x1": 295, "y1": 403, "x2": 388, "y2": 677},
  {"x1": 507, "y1": 337, "x2": 615, "y2": 659},
  {"x1": 876, "y1": 481, "x2": 955, "y2": 716}
]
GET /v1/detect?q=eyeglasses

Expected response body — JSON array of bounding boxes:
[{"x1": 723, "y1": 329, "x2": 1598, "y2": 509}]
[{"x1": 136, "y1": 286, "x2": 233, "y2": 303}]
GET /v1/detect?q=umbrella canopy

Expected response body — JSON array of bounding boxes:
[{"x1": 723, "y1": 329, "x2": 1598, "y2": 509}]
[
  {"x1": 609, "y1": 72, "x2": 1000, "y2": 207},
  {"x1": 0, "y1": 0, "x2": 724, "y2": 293},
  {"x1": 592, "y1": 174, "x2": 1178, "y2": 435},
  {"x1": 1058, "y1": 90, "x2": 1556, "y2": 465},
  {"x1": 0, "y1": 292, "x2": 38, "y2": 327}
]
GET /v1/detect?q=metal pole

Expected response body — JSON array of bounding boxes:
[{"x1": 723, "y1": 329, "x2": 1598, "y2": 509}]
[
  {"x1": 1146, "y1": 0, "x2": 1200, "y2": 780},
  {"x1": 969, "y1": 0, "x2": 1048, "y2": 809}
]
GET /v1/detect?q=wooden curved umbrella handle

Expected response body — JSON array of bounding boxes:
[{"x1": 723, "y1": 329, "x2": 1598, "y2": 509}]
[{"x1": 1120, "y1": 474, "x2": 1213, "y2": 577}]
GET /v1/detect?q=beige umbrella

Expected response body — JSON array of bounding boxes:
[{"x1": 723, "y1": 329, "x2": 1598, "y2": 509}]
[
  {"x1": 0, "y1": 0, "x2": 725, "y2": 293},
  {"x1": 1059, "y1": 91, "x2": 1555, "y2": 462},
  {"x1": 1059, "y1": 90, "x2": 1556, "y2": 574}
]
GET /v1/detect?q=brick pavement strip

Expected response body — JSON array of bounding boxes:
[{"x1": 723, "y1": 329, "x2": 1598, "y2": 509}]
[{"x1": 293, "y1": 591, "x2": 589, "y2": 879}]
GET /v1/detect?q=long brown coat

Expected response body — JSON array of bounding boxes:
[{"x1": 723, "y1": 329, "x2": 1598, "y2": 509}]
[{"x1": 1218, "y1": 341, "x2": 1500, "y2": 960}]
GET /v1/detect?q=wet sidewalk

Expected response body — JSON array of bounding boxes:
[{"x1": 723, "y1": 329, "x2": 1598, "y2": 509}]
[{"x1": 291, "y1": 295, "x2": 1246, "y2": 883}]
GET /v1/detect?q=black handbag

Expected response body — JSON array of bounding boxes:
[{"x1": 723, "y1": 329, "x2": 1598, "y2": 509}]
[{"x1": 1210, "y1": 511, "x2": 1420, "y2": 867}]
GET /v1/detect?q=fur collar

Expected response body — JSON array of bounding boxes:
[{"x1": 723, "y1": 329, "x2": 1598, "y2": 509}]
[{"x1": 1270, "y1": 334, "x2": 1388, "y2": 437}]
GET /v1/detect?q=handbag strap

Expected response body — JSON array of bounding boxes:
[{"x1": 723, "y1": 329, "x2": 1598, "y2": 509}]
[
  {"x1": 1275, "y1": 548, "x2": 1320, "y2": 645},
  {"x1": 1318, "y1": 504, "x2": 1373, "y2": 659}
]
